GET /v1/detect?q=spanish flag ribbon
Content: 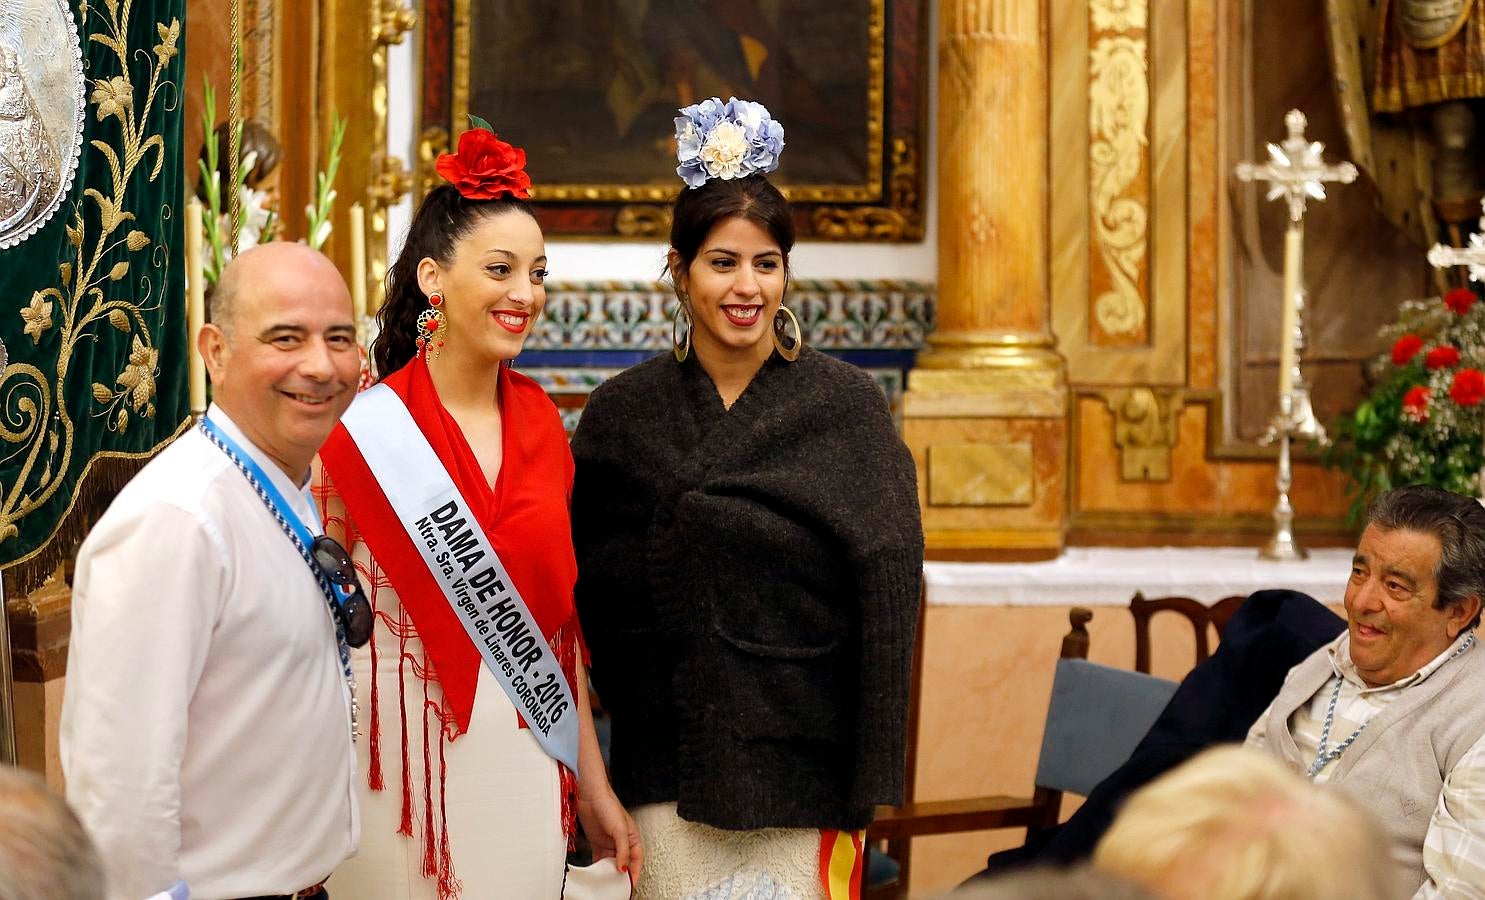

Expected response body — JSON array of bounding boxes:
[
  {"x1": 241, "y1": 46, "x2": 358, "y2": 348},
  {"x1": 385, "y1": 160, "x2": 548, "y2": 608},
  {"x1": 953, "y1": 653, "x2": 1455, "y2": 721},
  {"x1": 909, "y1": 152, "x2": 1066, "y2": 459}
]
[{"x1": 818, "y1": 828, "x2": 866, "y2": 900}]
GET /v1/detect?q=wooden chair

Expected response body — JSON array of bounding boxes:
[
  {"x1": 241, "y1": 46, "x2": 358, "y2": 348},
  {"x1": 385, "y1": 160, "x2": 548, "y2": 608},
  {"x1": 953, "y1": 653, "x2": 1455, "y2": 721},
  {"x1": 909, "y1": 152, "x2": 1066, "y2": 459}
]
[
  {"x1": 1128, "y1": 591, "x2": 1246, "y2": 674},
  {"x1": 866, "y1": 606, "x2": 1178, "y2": 897}
]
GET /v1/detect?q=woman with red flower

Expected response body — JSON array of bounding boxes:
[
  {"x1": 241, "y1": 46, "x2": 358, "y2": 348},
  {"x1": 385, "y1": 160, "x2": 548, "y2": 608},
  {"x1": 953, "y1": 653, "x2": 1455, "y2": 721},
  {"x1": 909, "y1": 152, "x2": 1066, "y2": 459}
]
[{"x1": 317, "y1": 124, "x2": 640, "y2": 898}]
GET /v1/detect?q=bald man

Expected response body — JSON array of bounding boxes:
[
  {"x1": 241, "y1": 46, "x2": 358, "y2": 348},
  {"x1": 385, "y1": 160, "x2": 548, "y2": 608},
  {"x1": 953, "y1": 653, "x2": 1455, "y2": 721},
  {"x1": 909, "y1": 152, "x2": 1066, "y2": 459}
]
[{"x1": 62, "y1": 244, "x2": 363, "y2": 900}]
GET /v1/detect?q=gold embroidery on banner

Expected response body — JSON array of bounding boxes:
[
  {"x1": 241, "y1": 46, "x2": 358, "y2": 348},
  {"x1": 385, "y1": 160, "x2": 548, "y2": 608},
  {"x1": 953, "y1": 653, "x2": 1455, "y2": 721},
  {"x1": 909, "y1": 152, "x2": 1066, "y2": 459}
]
[
  {"x1": 1088, "y1": 0, "x2": 1149, "y2": 340},
  {"x1": 0, "y1": 1, "x2": 178, "y2": 542}
]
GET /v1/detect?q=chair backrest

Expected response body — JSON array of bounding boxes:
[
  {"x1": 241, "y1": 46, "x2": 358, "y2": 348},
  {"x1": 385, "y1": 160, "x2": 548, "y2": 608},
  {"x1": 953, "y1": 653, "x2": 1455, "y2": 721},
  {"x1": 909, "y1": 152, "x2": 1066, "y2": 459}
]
[
  {"x1": 1034, "y1": 658, "x2": 1178, "y2": 796},
  {"x1": 1130, "y1": 591, "x2": 1247, "y2": 674}
]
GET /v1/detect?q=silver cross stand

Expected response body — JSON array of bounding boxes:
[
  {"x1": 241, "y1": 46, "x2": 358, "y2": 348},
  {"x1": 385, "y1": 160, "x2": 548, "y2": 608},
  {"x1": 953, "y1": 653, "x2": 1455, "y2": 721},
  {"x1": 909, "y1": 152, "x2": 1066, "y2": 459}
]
[
  {"x1": 1235, "y1": 110, "x2": 1358, "y2": 561},
  {"x1": 1427, "y1": 198, "x2": 1485, "y2": 284},
  {"x1": 1428, "y1": 199, "x2": 1485, "y2": 495}
]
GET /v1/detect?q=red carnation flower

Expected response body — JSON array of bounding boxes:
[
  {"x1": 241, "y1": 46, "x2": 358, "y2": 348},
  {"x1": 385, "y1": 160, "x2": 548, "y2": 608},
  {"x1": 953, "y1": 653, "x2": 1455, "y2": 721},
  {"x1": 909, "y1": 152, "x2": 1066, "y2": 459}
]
[
  {"x1": 435, "y1": 128, "x2": 532, "y2": 201},
  {"x1": 1402, "y1": 385, "x2": 1431, "y2": 422},
  {"x1": 1392, "y1": 334, "x2": 1425, "y2": 365},
  {"x1": 1446, "y1": 287, "x2": 1477, "y2": 315},
  {"x1": 1426, "y1": 345, "x2": 1461, "y2": 370},
  {"x1": 1451, "y1": 368, "x2": 1485, "y2": 406}
]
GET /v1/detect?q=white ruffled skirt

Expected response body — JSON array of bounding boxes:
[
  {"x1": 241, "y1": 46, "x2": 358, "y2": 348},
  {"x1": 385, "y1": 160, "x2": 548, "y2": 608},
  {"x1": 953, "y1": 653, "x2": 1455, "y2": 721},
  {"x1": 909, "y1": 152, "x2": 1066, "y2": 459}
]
[{"x1": 631, "y1": 803, "x2": 826, "y2": 900}]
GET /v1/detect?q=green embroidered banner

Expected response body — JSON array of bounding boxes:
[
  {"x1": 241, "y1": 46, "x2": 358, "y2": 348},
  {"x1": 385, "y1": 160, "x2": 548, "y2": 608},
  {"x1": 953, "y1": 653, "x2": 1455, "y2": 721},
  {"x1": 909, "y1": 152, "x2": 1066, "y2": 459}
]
[{"x1": 0, "y1": 0, "x2": 189, "y2": 591}]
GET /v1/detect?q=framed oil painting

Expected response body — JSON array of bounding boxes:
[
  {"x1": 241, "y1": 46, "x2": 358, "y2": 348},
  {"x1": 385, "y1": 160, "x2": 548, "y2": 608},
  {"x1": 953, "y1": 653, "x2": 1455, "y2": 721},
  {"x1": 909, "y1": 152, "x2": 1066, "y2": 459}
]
[{"x1": 419, "y1": 0, "x2": 928, "y2": 240}]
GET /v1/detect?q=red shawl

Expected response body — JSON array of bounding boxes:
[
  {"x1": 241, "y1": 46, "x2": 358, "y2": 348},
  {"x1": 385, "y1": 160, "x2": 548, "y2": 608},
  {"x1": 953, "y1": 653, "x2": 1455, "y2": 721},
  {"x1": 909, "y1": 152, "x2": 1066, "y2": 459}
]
[
  {"x1": 318, "y1": 355, "x2": 583, "y2": 897},
  {"x1": 321, "y1": 354, "x2": 581, "y2": 733}
]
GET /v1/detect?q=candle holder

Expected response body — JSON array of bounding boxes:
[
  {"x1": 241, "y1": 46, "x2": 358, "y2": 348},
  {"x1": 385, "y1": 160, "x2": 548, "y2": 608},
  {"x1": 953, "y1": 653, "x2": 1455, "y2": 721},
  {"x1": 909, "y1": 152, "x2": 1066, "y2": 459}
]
[
  {"x1": 1258, "y1": 290, "x2": 1330, "y2": 560},
  {"x1": 1235, "y1": 110, "x2": 1355, "y2": 561}
]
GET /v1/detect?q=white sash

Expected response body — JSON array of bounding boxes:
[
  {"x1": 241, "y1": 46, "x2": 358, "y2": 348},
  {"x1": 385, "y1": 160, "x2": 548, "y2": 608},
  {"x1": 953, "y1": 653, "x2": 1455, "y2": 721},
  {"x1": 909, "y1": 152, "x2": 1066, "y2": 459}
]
[{"x1": 339, "y1": 384, "x2": 581, "y2": 772}]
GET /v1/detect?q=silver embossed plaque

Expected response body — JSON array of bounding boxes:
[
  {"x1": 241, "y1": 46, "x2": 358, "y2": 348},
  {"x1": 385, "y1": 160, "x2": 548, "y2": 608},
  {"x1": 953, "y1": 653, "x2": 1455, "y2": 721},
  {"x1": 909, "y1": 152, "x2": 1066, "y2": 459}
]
[
  {"x1": 1399, "y1": 0, "x2": 1475, "y2": 48},
  {"x1": 0, "y1": 0, "x2": 84, "y2": 250}
]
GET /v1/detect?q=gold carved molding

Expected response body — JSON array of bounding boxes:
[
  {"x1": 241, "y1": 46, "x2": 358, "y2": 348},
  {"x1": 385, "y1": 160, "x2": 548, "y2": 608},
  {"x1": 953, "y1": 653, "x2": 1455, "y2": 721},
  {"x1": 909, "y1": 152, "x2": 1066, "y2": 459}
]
[
  {"x1": 1088, "y1": 0, "x2": 1150, "y2": 340},
  {"x1": 368, "y1": 0, "x2": 413, "y2": 310},
  {"x1": 417, "y1": 125, "x2": 450, "y2": 201},
  {"x1": 368, "y1": 153, "x2": 414, "y2": 210},
  {"x1": 1099, "y1": 387, "x2": 1183, "y2": 481},
  {"x1": 374, "y1": 1, "x2": 415, "y2": 45},
  {"x1": 615, "y1": 206, "x2": 671, "y2": 239},
  {"x1": 1050, "y1": 0, "x2": 1186, "y2": 385},
  {"x1": 811, "y1": 139, "x2": 925, "y2": 241},
  {"x1": 321, "y1": 0, "x2": 414, "y2": 311}
]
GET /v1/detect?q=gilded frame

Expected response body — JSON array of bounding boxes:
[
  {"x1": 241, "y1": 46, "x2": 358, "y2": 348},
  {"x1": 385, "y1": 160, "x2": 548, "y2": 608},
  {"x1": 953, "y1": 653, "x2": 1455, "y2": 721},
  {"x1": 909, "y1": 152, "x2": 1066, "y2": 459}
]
[{"x1": 419, "y1": 0, "x2": 928, "y2": 240}]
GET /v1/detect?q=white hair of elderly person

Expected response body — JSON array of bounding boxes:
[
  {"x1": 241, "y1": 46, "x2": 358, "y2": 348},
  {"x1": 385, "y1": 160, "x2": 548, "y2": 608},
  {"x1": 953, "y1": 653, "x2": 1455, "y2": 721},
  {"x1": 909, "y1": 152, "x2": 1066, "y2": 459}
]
[
  {"x1": 949, "y1": 864, "x2": 1155, "y2": 899},
  {"x1": 1093, "y1": 746, "x2": 1403, "y2": 900},
  {"x1": 0, "y1": 765, "x2": 104, "y2": 900}
]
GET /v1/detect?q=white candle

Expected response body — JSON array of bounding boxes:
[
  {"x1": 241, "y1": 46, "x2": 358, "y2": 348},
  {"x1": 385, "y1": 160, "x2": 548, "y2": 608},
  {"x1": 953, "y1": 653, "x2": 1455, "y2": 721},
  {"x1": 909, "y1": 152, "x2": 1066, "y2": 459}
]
[
  {"x1": 349, "y1": 203, "x2": 368, "y2": 327},
  {"x1": 185, "y1": 198, "x2": 206, "y2": 415},
  {"x1": 1278, "y1": 223, "x2": 1302, "y2": 398}
]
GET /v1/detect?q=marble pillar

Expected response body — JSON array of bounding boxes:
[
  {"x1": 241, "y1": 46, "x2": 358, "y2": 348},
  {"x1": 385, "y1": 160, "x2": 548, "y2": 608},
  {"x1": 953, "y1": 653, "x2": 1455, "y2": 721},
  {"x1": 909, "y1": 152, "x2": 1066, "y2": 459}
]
[{"x1": 906, "y1": 0, "x2": 1069, "y2": 558}]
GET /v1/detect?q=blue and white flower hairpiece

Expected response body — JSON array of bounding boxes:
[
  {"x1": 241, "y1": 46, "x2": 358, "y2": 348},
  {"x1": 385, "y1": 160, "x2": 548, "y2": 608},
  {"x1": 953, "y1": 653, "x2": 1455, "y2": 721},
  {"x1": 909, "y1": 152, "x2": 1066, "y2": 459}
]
[{"x1": 674, "y1": 97, "x2": 786, "y2": 189}]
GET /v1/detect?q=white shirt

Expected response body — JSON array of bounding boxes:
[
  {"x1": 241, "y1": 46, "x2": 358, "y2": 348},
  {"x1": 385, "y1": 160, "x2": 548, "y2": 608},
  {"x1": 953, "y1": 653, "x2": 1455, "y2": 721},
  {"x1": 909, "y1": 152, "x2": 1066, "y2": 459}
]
[
  {"x1": 1247, "y1": 632, "x2": 1485, "y2": 899},
  {"x1": 62, "y1": 406, "x2": 359, "y2": 900}
]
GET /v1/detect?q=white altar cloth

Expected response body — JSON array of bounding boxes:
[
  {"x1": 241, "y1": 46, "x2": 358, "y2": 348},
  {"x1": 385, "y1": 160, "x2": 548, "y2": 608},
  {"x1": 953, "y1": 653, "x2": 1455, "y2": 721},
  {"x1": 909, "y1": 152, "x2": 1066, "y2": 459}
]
[{"x1": 924, "y1": 546, "x2": 1352, "y2": 607}]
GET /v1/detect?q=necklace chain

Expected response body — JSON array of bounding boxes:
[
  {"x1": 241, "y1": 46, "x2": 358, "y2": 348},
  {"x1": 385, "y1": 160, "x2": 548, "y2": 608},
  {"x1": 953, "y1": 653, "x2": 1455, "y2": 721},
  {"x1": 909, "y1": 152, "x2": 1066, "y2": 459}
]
[
  {"x1": 199, "y1": 422, "x2": 360, "y2": 742},
  {"x1": 1308, "y1": 631, "x2": 1476, "y2": 778}
]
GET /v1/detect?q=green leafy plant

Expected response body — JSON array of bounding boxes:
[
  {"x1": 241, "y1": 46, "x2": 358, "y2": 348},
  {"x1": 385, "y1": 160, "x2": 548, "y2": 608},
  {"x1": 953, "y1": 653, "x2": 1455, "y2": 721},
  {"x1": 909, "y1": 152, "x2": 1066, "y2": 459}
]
[
  {"x1": 304, "y1": 113, "x2": 347, "y2": 250},
  {"x1": 1326, "y1": 282, "x2": 1485, "y2": 522}
]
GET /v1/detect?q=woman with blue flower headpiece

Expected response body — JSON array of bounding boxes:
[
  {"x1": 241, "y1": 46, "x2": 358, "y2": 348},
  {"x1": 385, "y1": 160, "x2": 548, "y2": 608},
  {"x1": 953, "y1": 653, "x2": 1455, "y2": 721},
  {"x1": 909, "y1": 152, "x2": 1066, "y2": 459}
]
[{"x1": 571, "y1": 98, "x2": 924, "y2": 899}]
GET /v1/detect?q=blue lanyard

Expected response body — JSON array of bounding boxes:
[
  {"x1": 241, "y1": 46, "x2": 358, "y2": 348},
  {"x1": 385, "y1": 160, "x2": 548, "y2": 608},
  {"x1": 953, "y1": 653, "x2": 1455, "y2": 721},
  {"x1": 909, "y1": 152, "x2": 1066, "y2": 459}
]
[{"x1": 198, "y1": 416, "x2": 353, "y2": 674}]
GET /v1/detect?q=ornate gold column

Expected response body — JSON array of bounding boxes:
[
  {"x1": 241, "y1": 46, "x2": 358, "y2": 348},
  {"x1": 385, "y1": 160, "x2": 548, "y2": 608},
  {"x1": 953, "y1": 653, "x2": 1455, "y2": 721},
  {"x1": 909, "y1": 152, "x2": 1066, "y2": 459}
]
[{"x1": 905, "y1": 0, "x2": 1068, "y2": 558}]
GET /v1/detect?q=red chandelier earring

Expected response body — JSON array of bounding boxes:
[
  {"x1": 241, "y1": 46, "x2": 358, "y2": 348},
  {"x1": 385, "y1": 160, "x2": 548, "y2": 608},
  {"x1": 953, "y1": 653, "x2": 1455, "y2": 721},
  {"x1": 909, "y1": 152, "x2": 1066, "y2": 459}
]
[{"x1": 415, "y1": 291, "x2": 449, "y2": 360}]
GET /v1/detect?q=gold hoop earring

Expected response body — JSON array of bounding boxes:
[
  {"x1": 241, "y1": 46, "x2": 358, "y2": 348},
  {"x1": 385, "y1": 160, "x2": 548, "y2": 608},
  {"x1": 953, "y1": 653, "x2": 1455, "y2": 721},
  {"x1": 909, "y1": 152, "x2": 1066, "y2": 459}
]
[
  {"x1": 416, "y1": 291, "x2": 449, "y2": 360},
  {"x1": 772, "y1": 304, "x2": 802, "y2": 362},
  {"x1": 672, "y1": 300, "x2": 692, "y2": 362}
]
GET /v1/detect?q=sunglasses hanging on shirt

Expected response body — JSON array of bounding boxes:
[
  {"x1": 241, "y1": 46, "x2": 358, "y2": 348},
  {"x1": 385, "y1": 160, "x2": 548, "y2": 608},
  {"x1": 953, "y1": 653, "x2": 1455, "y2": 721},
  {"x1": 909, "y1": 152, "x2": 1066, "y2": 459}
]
[{"x1": 311, "y1": 535, "x2": 373, "y2": 648}]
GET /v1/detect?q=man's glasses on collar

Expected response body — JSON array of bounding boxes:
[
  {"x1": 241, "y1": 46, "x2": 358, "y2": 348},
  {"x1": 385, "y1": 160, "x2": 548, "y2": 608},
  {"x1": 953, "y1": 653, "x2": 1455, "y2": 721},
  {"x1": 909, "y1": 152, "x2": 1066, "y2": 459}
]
[{"x1": 310, "y1": 536, "x2": 372, "y2": 648}]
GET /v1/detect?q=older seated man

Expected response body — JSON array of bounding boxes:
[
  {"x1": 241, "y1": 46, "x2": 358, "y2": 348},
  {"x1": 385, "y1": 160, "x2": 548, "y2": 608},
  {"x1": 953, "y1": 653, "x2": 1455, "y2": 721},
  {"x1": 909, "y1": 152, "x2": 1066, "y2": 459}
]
[
  {"x1": 1246, "y1": 486, "x2": 1485, "y2": 897},
  {"x1": 972, "y1": 485, "x2": 1485, "y2": 898}
]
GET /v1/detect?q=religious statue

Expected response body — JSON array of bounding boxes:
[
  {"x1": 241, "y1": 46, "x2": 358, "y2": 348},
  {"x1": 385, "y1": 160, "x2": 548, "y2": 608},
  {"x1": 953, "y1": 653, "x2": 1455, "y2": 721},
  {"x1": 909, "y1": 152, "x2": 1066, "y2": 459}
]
[
  {"x1": 0, "y1": 40, "x2": 62, "y2": 239},
  {"x1": 1327, "y1": 0, "x2": 1484, "y2": 251}
]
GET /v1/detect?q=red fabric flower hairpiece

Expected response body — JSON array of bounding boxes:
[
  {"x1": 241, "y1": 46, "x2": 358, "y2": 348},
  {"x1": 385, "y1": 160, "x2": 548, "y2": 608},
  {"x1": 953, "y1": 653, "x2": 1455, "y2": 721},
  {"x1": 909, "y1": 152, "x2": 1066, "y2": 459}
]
[{"x1": 435, "y1": 117, "x2": 532, "y2": 201}]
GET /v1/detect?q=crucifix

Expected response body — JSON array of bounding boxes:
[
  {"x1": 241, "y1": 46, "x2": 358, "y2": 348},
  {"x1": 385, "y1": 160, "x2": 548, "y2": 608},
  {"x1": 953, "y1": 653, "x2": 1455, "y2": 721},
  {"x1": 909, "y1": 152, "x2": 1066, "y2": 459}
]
[
  {"x1": 1235, "y1": 109, "x2": 1358, "y2": 561},
  {"x1": 1429, "y1": 200, "x2": 1485, "y2": 496},
  {"x1": 1428, "y1": 199, "x2": 1485, "y2": 285}
]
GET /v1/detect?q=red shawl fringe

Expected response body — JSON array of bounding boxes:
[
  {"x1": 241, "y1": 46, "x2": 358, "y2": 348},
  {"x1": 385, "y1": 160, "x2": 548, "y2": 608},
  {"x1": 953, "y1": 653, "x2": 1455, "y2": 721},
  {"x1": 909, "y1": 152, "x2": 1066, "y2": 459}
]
[{"x1": 316, "y1": 477, "x2": 580, "y2": 900}]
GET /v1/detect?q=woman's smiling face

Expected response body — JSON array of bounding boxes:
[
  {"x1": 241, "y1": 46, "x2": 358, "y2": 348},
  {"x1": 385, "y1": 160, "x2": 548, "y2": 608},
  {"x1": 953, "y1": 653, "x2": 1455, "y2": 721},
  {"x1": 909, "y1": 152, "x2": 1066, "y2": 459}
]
[
  {"x1": 417, "y1": 207, "x2": 548, "y2": 364},
  {"x1": 673, "y1": 215, "x2": 787, "y2": 361}
]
